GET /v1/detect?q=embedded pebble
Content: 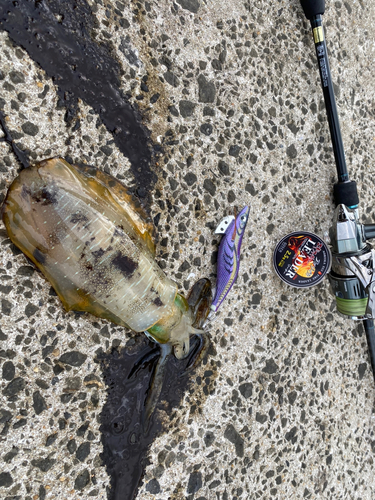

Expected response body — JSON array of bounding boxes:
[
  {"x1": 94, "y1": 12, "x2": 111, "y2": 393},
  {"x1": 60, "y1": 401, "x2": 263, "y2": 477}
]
[
  {"x1": 58, "y1": 351, "x2": 87, "y2": 366},
  {"x1": 74, "y1": 469, "x2": 90, "y2": 490},
  {"x1": 32, "y1": 391, "x2": 47, "y2": 414},
  {"x1": 0, "y1": 472, "x2": 13, "y2": 488},
  {"x1": 21, "y1": 121, "x2": 39, "y2": 136}
]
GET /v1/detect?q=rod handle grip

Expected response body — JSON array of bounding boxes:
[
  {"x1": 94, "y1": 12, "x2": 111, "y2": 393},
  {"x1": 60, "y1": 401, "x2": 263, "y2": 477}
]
[
  {"x1": 300, "y1": 0, "x2": 325, "y2": 20},
  {"x1": 333, "y1": 181, "x2": 359, "y2": 208}
]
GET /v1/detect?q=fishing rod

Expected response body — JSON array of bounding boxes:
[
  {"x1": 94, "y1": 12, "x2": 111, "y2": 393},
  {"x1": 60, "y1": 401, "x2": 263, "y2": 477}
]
[{"x1": 299, "y1": 0, "x2": 375, "y2": 379}]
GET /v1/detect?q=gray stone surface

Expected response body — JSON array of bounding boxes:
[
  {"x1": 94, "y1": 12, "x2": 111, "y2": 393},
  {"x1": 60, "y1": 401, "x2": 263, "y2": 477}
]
[{"x1": 1, "y1": 0, "x2": 375, "y2": 499}]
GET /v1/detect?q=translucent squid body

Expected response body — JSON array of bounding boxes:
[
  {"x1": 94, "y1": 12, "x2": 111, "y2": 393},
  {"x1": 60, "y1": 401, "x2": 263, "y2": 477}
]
[{"x1": 2, "y1": 158, "x2": 211, "y2": 426}]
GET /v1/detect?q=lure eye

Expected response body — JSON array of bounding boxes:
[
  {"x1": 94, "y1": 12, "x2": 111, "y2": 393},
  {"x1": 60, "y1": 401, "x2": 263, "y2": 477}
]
[{"x1": 239, "y1": 214, "x2": 248, "y2": 228}]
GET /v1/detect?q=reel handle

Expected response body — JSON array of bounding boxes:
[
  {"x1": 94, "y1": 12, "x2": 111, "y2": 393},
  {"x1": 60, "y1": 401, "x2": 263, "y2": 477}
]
[{"x1": 300, "y1": 0, "x2": 325, "y2": 20}]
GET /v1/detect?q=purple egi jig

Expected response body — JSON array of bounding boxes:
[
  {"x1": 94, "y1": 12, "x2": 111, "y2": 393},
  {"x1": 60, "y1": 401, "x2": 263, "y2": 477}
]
[{"x1": 211, "y1": 206, "x2": 250, "y2": 312}]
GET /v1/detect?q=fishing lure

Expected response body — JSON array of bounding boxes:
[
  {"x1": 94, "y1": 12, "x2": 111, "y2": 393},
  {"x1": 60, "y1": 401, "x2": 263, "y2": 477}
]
[
  {"x1": 2, "y1": 157, "x2": 211, "y2": 424},
  {"x1": 211, "y1": 206, "x2": 250, "y2": 312}
]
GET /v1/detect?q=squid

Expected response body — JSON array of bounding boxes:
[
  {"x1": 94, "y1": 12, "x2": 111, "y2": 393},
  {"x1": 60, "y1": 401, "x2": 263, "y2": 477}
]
[{"x1": 2, "y1": 157, "x2": 211, "y2": 427}]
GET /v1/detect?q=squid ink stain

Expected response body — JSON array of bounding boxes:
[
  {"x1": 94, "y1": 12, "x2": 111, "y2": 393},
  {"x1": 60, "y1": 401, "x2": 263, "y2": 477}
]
[
  {"x1": 153, "y1": 297, "x2": 164, "y2": 307},
  {"x1": 70, "y1": 212, "x2": 89, "y2": 224},
  {"x1": 98, "y1": 336, "x2": 200, "y2": 500},
  {"x1": 92, "y1": 248, "x2": 106, "y2": 261},
  {"x1": 0, "y1": 0, "x2": 156, "y2": 200},
  {"x1": 38, "y1": 186, "x2": 58, "y2": 205},
  {"x1": 111, "y1": 251, "x2": 139, "y2": 277}
]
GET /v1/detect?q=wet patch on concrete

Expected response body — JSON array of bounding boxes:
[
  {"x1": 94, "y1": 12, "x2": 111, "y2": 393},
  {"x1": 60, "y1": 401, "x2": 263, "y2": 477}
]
[
  {"x1": 0, "y1": 110, "x2": 30, "y2": 170},
  {"x1": 99, "y1": 335, "x2": 204, "y2": 500},
  {"x1": 0, "y1": 0, "x2": 156, "y2": 201}
]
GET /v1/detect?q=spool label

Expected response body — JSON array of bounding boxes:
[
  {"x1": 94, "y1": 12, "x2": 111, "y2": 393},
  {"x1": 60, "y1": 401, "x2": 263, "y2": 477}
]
[{"x1": 273, "y1": 231, "x2": 331, "y2": 288}]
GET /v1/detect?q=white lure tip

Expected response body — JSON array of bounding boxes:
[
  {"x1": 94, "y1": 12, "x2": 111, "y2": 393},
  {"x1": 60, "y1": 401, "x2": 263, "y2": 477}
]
[{"x1": 214, "y1": 215, "x2": 235, "y2": 234}]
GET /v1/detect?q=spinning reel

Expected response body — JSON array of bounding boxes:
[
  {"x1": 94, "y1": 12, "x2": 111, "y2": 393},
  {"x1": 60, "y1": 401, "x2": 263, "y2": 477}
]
[
  {"x1": 330, "y1": 205, "x2": 375, "y2": 320},
  {"x1": 299, "y1": 0, "x2": 375, "y2": 374}
]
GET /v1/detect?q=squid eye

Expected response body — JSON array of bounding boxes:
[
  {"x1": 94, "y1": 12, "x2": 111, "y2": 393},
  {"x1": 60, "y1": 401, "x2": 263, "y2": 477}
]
[{"x1": 240, "y1": 215, "x2": 247, "y2": 222}]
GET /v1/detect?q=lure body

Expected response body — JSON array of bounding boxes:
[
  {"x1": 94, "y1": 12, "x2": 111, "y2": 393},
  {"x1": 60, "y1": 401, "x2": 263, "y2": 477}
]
[
  {"x1": 2, "y1": 158, "x2": 203, "y2": 359},
  {"x1": 211, "y1": 206, "x2": 250, "y2": 312}
]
